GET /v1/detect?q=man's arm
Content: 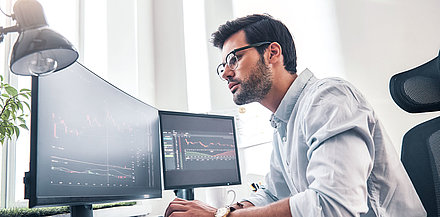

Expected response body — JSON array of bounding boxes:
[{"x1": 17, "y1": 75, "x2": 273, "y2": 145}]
[
  {"x1": 164, "y1": 197, "x2": 291, "y2": 217},
  {"x1": 230, "y1": 198, "x2": 291, "y2": 217}
]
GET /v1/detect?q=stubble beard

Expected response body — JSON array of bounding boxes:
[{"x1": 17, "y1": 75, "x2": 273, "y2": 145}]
[{"x1": 233, "y1": 58, "x2": 273, "y2": 105}]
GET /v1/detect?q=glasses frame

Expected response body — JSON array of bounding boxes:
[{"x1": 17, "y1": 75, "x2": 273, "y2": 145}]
[{"x1": 217, "y1": 41, "x2": 272, "y2": 80}]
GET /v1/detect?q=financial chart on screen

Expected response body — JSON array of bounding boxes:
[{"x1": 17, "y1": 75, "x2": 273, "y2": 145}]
[
  {"x1": 159, "y1": 111, "x2": 241, "y2": 189},
  {"x1": 30, "y1": 62, "x2": 161, "y2": 207}
]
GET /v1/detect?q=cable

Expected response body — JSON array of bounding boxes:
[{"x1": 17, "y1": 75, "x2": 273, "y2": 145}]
[{"x1": 0, "y1": 6, "x2": 12, "y2": 18}]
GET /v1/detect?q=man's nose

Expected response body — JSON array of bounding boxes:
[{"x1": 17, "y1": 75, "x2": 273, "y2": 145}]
[{"x1": 222, "y1": 66, "x2": 235, "y2": 80}]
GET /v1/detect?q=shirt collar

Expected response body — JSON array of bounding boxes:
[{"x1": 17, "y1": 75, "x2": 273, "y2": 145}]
[{"x1": 270, "y1": 68, "x2": 315, "y2": 128}]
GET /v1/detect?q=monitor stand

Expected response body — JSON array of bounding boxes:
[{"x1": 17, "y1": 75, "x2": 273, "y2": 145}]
[
  {"x1": 70, "y1": 204, "x2": 93, "y2": 217},
  {"x1": 174, "y1": 188, "x2": 194, "y2": 200}
]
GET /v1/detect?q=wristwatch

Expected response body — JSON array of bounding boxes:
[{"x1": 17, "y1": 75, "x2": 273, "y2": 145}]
[{"x1": 215, "y1": 207, "x2": 231, "y2": 217}]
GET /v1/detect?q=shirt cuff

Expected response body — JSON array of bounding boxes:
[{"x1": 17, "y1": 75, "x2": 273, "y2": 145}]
[
  {"x1": 289, "y1": 190, "x2": 323, "y2": 217},
  {"x1": 242, "y1": 189, "x2": 275, "y2": 207}
]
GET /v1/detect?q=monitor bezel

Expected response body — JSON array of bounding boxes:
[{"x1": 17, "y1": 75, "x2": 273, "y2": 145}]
[
  {"x1": 28, "y1": 63, "x2": 162, "y2": 208},
  {"x1": 158, "y1": 110, "x2": 242, "y2": 190}
]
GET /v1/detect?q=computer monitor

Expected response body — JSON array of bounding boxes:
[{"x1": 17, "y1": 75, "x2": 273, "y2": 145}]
[
  {"x1": 27, "y1": 62, "x2": 161, "y2": 217},
  {"x1": 159, "y1": 111, "x2": 241, "y2": 199}
]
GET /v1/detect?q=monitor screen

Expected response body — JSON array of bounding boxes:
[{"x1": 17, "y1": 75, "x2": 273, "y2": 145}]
[
  {"x1": 159, "y1": 111, "x2": 241, "y2": 190},
  {"x1": 28, "y1": 62, "x2": 161, "y2": 207}
]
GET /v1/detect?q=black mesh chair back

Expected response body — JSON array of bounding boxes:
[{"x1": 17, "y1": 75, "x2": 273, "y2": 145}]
[
  {"x1": 401, "y1": 117, "x2": 440, "y2": 217},
  {"x1": 390, "y1": 49, "x2": 440, "y2": 217},
  {"x1": 390, "y1": 50, "x2": 440, "y2": 113}
]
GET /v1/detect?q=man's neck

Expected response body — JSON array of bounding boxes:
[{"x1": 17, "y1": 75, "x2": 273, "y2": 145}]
[{"x1": 259, "y1": 72, "x2": 297, "y2": 113}]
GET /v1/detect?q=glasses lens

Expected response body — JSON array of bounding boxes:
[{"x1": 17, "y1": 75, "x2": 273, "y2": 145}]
[{"x1": 227, "y1": 54, "x2": 238, "y2": 70}]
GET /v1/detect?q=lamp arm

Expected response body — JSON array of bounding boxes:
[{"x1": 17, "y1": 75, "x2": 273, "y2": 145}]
[
  {"x1": 0, "y1": 25, "x2": 21, "y2": 43},
  {"x1": 0, "y1": 25, "x2": 21, "y2": 34}
]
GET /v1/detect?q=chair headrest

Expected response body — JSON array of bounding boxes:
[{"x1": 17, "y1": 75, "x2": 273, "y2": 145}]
[{"x1": 389, "y1": 50, "x2": 440, "y2": 113}]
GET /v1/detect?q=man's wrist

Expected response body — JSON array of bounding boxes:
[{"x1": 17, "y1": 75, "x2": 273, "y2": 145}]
[
  {"x1": 215, "y1": 202, "x2": 245, "y2": 217},
  {"x1": 230, "y1": 201, "x2": 245, "y2": 211},
  {"x1": 215, "y1": 207, "x2": 231, "y2": 217}
]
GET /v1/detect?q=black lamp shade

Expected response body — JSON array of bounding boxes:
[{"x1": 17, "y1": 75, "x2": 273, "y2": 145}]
[{"x1": 10, "y1": 26, "x2": 78, "y2": 76}]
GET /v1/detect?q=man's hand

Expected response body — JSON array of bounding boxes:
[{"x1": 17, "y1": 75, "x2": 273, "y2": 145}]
[{"x1": 164, "y1": 197, "x2": 217, "y2": 217}]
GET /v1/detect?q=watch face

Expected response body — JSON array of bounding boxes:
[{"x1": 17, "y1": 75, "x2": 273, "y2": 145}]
[{"x1": 216, "y1": 207, "x2": 229, "y2": 217}]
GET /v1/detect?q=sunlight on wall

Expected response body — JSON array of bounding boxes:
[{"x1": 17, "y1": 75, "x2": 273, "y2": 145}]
[
  {"x1": 83, "y1": 0, "x2": 108, "y2": 79},
  {"x1": 183, "y1": 0, "x2": 211, "y2": 112}
]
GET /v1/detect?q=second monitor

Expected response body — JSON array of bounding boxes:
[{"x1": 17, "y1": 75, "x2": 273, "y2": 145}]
[{"x1": 159, "y1": 111, "x2": 241, "y2": 197}]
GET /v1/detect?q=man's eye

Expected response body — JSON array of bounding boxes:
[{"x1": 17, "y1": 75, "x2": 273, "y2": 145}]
[{"x1": 229, "y1": 58, "x2": 237, "y2": 65}]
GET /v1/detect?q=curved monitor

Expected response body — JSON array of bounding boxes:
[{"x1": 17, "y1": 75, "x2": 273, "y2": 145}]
[
  {"x1": 28, "y1": 62, "x2": 161, "y2": 208},
  {"x1": 159, "y1": 111, "x2": 241, "y2": 190}
]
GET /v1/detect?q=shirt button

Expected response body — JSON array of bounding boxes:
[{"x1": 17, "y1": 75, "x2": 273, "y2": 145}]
[{"x1": 282, "y1": 137, "x2": 287, "y2": 142}]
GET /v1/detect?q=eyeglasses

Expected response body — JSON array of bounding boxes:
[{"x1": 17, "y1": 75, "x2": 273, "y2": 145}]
[{"x1": 216, "y1": 41, "x2": 271, "y2": 80}]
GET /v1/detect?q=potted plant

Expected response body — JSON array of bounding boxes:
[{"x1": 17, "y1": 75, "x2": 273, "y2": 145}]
[{"x1": 0, "y1": 75, "x2": 31, "y2": 145}]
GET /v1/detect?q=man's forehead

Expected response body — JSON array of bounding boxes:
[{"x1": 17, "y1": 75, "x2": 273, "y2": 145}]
[{"x1": 221, "y1": 30, "x2": 248, "y2": 58}]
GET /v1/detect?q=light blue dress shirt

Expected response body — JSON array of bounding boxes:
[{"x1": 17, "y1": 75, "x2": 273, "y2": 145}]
[{"x1": 245, "y1": 69, "x2": 426, "y2": 217}]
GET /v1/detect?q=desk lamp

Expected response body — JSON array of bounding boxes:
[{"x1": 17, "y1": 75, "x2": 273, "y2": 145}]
[{"x1": 0, "y1": 0, "x2": 78, "y2": 76}]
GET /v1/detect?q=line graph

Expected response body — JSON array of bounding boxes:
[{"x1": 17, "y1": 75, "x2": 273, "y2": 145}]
[
  {"x1": 52, "y1": 111, "x2": 137, "y2": 139},
  {"x1": 49, "y1": 155, "x2": 137, "y2": 185},
  {"x1": 184, "y1": 138, "x2": 234, "y2": 148},
  {"x1": 51, "y1": 166, "x2": 133, "y2": 179},
  {"x1": 184, "y1": 149, "x2": 236, "y2": 161},
  {"x1": 162, "y1": 130, "x2": 237, "y2": 169},
  {"x1": 51, "y1": 156, "x2": 133, "y2": 171}
]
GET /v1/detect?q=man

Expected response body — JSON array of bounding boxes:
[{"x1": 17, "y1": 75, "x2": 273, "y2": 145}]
[{"x1": 164, "y1": 14, "x2": 426, "y2": 217}]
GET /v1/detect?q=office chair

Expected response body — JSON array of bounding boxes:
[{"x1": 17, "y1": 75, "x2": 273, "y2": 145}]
[{"x1": 389, "y1": 50, "x2": 440, "y2": 217}]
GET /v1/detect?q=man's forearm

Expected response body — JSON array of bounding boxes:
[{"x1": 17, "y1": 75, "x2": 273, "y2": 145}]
[{"x1": 229, "y1": 198, "x2": 291, "y2": 217}]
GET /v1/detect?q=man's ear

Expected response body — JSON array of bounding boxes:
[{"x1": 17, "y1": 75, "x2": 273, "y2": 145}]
[{"x1": 267, "y1": 42, "x2": 282, "y2": 64}]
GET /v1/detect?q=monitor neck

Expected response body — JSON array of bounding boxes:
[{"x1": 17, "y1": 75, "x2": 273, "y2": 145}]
[
  {"x1": 174, "y1": 188, "x2": 194, "y2": 200},
  {"x1": 70, "y1": 204, "x2": 93, "y2": 217}
]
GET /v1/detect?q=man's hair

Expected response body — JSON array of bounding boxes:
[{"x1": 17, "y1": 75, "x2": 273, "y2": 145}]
[{"x1": 211, "y1": 14, "x2": 297, "y2": 74}]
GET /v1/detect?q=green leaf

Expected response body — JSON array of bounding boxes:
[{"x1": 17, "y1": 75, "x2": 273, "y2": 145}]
[
  {"x1": 20, "y1": 93, "x2": 29, "y2": 99},
  {"x1": 18, "y1": 117, "x2": 25, "y2": 123},
  {"x1": 19, "y1": 124, "x2": 28, "y2": 130},
  {"x1": 5, "y1": 86, "x2": 18, "y2": 96},
  {"x1": 14, "y1": 126, "x2": 20, "y2": 138},
  {"x1": 6, "y1": 126, "x2": 13, "y2": 135},
  {"x1": 17, "y1": 102, "x2": 23, "y2": 111},
  {"x1": 23, "y1": 101, "x2": 30, "y2": 110},
  {"x1": 3, "y1": 110, "x2": 10, "y2": 119},
  {"x1": 20, "y1": 88, "x2": 31, "y2": 92}
]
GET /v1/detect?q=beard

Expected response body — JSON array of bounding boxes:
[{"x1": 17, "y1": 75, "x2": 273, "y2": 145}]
[{"x1": 232, "y1": 58, "x2": 273, "y2": 105}]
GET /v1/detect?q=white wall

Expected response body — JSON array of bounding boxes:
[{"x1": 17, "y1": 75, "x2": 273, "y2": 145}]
[
  {"x1": 153, "y1": 0, "x2": 188, "y2": 111},
  {"x1": 332, "y1": 0, "x2": 440, "y2": 153}
]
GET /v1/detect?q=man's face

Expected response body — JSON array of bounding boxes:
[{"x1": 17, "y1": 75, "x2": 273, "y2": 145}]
[{"x1": 221, "y1": 31, "x2": 273, "y2": 105}]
